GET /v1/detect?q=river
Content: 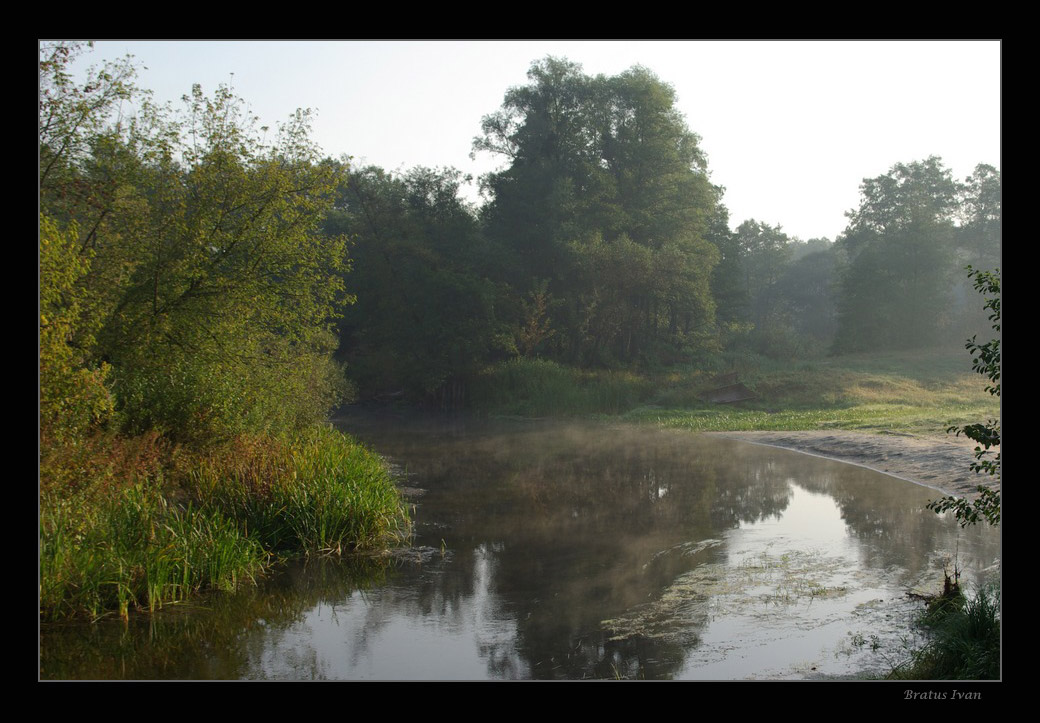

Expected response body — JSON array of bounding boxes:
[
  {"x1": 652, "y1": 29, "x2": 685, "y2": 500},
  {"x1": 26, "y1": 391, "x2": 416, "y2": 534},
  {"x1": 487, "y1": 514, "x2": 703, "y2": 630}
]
[{"x1": 39, "y1": 413, "x2": 1000, "y2": 680}]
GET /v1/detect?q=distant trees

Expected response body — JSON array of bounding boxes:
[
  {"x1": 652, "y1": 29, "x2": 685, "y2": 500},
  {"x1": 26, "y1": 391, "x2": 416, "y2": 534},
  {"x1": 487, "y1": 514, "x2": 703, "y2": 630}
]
[
  {"x1": 832, "y1": 158, "x2": 1001, "y2": 354},
  {"x1": 324, "y1": 164, "x2": 509, "y2": 403},
  {"x1": 833, "y1": 157, "x2": 961, "y2": 353},
  {"x1": 43, "y1": 45, "x2": 1002, "y2": 432}
]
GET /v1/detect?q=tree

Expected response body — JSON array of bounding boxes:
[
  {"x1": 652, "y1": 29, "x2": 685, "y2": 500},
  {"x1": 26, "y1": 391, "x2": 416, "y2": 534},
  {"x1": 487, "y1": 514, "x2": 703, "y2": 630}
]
[
  {"x1": 770, "y1": 243, "x2": 838, "y2": 349},
  {"x1": 833, "y1": 157, "x2": 960, "y2": 352},
  {"x1": 957, "y1": 164, "x2": 1001, "y2": 272},
  {"x1": 40, "y1": 44, "x2": 349, "y2": 442},
  {"x1": 39, "y1": 213, "x2": 113, "y2": 447},
  {"x1": 927, "y1": 267, "x2": 1000, "y2": 526},
  {"x1": 325, "y1": 164, "x2": 508, "y2": 403},
  {"x1": 475, "y1": 57, "x2": 719, "y2": 367}
]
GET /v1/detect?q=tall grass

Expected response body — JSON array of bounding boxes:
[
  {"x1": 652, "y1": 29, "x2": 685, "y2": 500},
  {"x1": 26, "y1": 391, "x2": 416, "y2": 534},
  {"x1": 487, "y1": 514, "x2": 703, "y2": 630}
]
[
  {"x1": 470, "y1": 349, "x2": 998, "y2": 435},
  {"x1": 889, "y1": 585, "x2": 1001, "y2": 680},
  {"x1": 40, "y1": 427, "x2": 409, "y2": 621},
  {"x1": 193, "y1": 427, "x2": 409, "y2": 554},
  {"x1": 40, "y1": 485, "x2": 268, "y2": 621}
]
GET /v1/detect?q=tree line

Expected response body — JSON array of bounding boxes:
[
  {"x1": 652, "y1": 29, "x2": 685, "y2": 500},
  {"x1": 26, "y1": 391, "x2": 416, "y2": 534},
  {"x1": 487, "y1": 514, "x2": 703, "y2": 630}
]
[{"x1": 41, "y1": 46, "x2": 1001, "y2": 435}]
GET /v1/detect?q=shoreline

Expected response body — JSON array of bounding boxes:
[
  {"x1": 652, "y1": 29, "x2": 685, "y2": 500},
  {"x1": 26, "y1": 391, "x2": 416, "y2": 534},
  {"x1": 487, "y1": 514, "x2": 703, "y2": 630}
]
[{"x1": 706, "y1": 430, "x2": 998, "y2": 500}]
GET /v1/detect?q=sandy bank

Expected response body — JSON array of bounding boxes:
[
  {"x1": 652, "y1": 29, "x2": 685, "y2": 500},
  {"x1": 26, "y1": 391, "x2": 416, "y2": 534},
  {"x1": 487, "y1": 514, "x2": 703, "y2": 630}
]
[{"x1": 706, "y1": 430, "x2": 998, "y2": 500}]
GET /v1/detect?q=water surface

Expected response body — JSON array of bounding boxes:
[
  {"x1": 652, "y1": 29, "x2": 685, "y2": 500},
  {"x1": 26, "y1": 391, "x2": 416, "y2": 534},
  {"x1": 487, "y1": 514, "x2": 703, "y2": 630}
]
[{"x1": 40, "y1": 415, "x2": 999, "y2": 680}]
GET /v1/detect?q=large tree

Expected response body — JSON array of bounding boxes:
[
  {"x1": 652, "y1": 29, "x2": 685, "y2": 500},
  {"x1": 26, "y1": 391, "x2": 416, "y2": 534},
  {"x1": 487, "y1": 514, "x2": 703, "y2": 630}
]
[
  {"x1": 475, "y1": 58, "x2": 719, "y2": 367},
  {"x1": 833, "y1": 157, "x2": 960, "y2": 352}
]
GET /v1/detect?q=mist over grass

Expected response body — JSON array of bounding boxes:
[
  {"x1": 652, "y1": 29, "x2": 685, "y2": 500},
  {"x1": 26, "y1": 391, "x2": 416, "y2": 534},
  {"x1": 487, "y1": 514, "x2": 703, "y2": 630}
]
[{"x1": 470, "y1": 348, "x2": 997, "y2": 436}]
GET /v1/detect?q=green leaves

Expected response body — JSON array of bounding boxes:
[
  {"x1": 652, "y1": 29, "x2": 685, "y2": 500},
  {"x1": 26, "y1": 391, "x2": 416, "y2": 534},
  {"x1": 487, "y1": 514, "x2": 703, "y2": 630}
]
[
  {"x1": 834, "y1": 157, "x2": 962, "y2": 352},
  {"x1": 39, "y1": 214, "x2": 114, "y2": 445},
  {"x1": 40, "y1": 45, "x2": 350, "y2": 443},
  {"x1": 931, "y1": 266, "x2": 1000, "y2": 526},
  {"x1": 475, "y1": 57, "x2": 720, "y2": 367}
]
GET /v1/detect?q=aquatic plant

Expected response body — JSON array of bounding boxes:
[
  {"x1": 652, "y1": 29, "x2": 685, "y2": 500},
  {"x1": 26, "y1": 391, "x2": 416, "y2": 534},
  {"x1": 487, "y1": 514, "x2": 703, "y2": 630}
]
[
  {"x1": 191, "y1": 426, "x2": 410, "y2": 554},
  {"x1": 40, "y1": 427, "x2": 409, "y2": 621},
  {"x1": 39, "y1": 484, "x2": 269, "y2": 620}
]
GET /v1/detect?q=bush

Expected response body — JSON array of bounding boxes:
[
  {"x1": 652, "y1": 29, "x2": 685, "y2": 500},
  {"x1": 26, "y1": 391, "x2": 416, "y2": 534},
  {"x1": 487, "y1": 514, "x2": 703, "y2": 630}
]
[{"x1": 470, "y1": 358, "x2": 652, "y2": 416}]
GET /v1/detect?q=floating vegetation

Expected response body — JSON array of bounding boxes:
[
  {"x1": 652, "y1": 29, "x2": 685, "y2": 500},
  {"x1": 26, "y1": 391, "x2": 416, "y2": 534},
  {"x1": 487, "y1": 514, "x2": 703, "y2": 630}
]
[{"x1": 604, "y1": 547, "x2": 849, "y2": 643}]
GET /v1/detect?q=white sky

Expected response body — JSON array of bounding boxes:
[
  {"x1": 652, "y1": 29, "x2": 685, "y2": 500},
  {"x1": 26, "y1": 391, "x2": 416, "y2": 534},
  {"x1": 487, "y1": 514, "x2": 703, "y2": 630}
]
[{"x1": 60, "y1": 40, "x2": 1000, "y2": 242}]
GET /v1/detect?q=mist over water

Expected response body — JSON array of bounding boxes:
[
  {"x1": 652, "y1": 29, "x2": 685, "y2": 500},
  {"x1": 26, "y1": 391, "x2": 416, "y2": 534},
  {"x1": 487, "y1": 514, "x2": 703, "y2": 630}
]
[{"x1": 40, "y1": 415, "x2": 999, "y2": 680}]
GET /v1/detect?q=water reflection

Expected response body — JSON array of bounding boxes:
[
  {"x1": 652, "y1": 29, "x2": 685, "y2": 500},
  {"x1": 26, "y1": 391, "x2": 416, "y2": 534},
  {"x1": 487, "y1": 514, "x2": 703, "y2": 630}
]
[{"x1": 40, "y1": 415, "x2": 999, "y2": 680}]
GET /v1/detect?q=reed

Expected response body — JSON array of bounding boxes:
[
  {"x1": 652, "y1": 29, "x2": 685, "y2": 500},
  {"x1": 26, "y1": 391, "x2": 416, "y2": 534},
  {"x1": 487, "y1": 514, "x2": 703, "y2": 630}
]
[
  {"x1": 40, "y1": 427, "x2": 409, "y2": 621},
  {"x1": 190, "y1": 426, "x2": 409, "y2": 555},
  {"x1": 471, "y1": 358, "x2": 652, "y2": 416},
  {"x1": 39, "y1": 485, "x2": 269, "y2": 620}
]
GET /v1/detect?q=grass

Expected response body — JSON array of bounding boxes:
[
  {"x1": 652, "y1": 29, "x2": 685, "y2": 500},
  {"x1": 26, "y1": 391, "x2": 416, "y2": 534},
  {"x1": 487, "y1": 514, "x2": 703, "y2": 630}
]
[
  {"x1": 470, "y1": 358, "x2": 652, "y2": 417},
  {"x1": 471, "y1": 349, "x2": 998, "y2": 436},
  {"x1": 39, "y1": 426, "x2": 409, "y2": 621},
  {"x1": 192, "y1": 427, "x2": 409, "y2": 554},
  {"x1": 888, "y1": 584, "x2": 1001, "y2": 680},
  {"x1": 40, "y1": 485, "x2": 269, "y2": 621}
]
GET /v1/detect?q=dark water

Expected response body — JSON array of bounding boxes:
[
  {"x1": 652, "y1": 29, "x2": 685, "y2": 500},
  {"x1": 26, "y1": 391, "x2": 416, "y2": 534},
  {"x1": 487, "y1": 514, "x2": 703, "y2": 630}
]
[{"x1": 40, "y1": 415, "x2": 1000, "y2": 680}]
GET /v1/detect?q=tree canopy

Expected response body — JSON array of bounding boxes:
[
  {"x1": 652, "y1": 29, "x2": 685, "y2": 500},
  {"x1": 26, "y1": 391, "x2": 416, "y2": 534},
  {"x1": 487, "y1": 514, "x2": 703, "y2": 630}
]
[
  {"x1": 40, "y1": 42, "x2": 348, "y2": 443},
  {"x1": 475, "y1": 58, "x2": 719, "y2": 368},
  {"x1": 833, "y1": 157, "x2": 961, "y2": 352}
]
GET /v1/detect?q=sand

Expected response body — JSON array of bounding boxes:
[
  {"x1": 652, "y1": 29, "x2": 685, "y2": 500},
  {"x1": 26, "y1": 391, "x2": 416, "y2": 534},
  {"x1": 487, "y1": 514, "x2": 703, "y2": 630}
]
[{"x1": 706, "y1": 430, "x2": 999, "y2": 500}]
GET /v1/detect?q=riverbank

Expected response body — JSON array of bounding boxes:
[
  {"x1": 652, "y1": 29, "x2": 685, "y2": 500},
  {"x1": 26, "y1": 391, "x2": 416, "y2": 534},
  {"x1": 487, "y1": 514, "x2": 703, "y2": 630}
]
[{"x1": 707, "y1": 430, "x2": 997, "y2": 500}]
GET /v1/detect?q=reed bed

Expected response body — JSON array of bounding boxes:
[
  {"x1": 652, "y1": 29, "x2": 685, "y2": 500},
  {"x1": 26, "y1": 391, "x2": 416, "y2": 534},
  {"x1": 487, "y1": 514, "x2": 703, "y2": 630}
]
[
  {"x1": 40, "y1": 427, "x2": 409, "y2": 621},
  {"x1": 471, "y1": 358, "x2": 652, "y2": 416},
  {"x1": 193, "y1": 426, "x2": 409, "y2": 554},
  {"x1": 40, "y1": 485, "x2": 268, "y2": 620}
]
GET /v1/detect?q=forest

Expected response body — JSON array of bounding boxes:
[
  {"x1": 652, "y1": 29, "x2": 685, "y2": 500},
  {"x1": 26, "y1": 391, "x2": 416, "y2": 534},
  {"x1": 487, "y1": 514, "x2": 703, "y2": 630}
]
[{"x1": 39, "y1": 44, "x2": 1000, "y2": 622}]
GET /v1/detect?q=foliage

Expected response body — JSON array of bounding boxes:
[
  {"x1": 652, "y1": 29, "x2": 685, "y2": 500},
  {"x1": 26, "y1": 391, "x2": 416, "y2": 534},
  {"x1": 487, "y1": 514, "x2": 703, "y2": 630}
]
[
  {"x1": 928, "y1": 267, "x2": 1000, "y2": 526},
  {"x1": 39, "y1": 214, "x2": 114, "y2": 447},
  {"x1": 40, "y1": 43, "x2": 349, "y2": 442},
  {"x1": 40, "y1": 483, "x2": 270, "y2": 620},
  {"x1": 40, "y1": 427, "x2": 409, "y2": 620},
  {"x1": 325, "y1": 164, "x2": 508, "y2": 402},
  {"x1": 39, "y1": 44, "x2": 410, "y2": 622},
  {"x1": 475, "y1": 57, "x2": 720, "y2": 368},
  {"x1": 957, "y1": 164, "x2": 1001, "y2": 271},
  {"x1": 470, "y1": 358, "x2": 653, "y2": 416},
  {"x1": 189, "y1": 427, "x2": 409, "y2": 554},
  {"x1": 833, "y1": 157, "x2": 960, "y2": 352},
  {"x1": 471, "y1": 348, "x2": 994, "y2": 431},
  {"x1": 39, "y1": 42, "x2": 138, "y2": 201}
]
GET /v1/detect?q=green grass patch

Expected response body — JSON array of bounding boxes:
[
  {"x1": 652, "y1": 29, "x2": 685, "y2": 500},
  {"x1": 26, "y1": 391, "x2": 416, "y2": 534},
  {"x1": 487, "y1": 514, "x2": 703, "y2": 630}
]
[
  {"x1": 192, "y1": 427, "x2": 410, "y2": 554},
  {"x1": 40, "y1": 485, "x2": 269, "y2": 621}
]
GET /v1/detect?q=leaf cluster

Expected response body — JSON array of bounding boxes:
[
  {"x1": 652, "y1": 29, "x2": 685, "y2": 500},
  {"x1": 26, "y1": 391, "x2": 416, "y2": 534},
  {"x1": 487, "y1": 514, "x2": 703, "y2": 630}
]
[{"x1": 929, "y1": 267, "x2": 1000, "y2": 526}]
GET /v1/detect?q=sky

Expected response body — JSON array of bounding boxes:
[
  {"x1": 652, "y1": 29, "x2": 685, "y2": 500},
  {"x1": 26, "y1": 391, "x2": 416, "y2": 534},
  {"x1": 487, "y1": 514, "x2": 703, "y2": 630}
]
[{"x1": 61, "y1": 40, "x2": 1001, "y2": 242}]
